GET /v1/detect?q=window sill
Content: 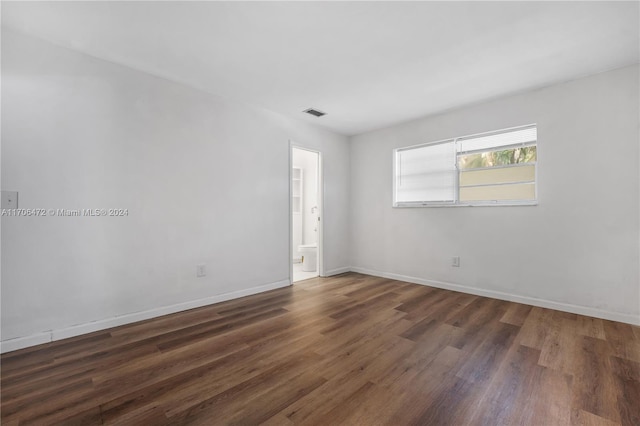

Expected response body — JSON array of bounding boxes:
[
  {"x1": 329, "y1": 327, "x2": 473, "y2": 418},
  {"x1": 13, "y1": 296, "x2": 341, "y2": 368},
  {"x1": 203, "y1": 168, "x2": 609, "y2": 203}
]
[{"x1": 393, "y1": 201, "x2": 538, "y2": 208}]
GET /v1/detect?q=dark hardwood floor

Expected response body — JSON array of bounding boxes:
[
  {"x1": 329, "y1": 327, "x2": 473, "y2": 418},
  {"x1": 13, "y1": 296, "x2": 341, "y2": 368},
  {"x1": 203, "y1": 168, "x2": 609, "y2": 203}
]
[{"x1": 2, "y1": 272, "x2": 639, "y2": 425}]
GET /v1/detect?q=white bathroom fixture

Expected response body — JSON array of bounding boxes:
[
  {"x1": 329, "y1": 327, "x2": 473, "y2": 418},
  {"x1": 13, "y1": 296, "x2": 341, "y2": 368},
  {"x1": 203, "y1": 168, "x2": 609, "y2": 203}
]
[{"x1": 298, "y1": 243, "x2": 317, "y2": 272}]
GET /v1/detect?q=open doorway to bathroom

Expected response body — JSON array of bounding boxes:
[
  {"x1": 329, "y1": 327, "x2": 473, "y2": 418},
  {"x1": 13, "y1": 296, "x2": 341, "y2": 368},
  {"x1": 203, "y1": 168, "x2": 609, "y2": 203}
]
[{"x1": 291, "y1": 146, "x2": 321, "y2": 283}]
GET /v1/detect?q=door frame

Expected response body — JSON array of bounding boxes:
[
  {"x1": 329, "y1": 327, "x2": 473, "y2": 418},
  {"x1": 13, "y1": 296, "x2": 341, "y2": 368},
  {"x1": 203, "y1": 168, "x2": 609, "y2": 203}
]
[{"x1": 289, "y1": 142, "x2": 323, "y2": 284}]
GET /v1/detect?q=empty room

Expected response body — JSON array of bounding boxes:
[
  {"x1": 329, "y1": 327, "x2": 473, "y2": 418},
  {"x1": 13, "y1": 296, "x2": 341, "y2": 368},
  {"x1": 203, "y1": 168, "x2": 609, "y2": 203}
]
[{"x1": 1, "y1": 1, "x2": 639, "y2": 425}]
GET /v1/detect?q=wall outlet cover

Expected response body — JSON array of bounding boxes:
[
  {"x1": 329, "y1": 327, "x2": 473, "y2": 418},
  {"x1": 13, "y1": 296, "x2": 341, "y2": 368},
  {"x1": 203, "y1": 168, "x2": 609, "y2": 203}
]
[
  {"x1": 196, "y1": 264, "x2": 206, "y2": 277},
  {"x1": 1, "y1": 191, "x2": 18, "y2": 209}
]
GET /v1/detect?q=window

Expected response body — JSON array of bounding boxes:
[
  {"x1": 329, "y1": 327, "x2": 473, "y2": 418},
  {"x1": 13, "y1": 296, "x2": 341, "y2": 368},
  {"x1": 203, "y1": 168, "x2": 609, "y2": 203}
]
[{"x1": 393, "y1": 124, "x2": 537, "y2": 207}]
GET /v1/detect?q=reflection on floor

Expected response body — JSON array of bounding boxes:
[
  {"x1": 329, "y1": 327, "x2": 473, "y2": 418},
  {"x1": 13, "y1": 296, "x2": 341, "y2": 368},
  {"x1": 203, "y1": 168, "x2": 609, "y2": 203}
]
[{"x1": 293, "y1": 262, "x2": 318, "y2": 282}]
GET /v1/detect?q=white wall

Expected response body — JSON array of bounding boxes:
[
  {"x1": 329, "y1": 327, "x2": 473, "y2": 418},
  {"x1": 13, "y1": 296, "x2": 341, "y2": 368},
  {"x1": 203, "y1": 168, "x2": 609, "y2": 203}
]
[
  {"x1": 1, "y1": 30, "x2": 350, "y2": 350},
  {"x1": 350, "y1": 65, "x2": 640, "y2": 324}
]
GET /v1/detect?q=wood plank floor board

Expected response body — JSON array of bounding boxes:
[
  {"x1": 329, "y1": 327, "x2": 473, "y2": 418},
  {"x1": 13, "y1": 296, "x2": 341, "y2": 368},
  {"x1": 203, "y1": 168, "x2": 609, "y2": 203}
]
[
  {"x1": 159, "y1": 326, "x2": 331, "y2": 418},
  {"x1": 314, "y1": 312, "x2": 412, "y2": 369},
  {"x1": 500, "y1": 302, "x2": 533, "y2": 327},
  {"x1": 328, "y1": 290, "x2": 401, "y2": 321},
  {"x1": 609, "y1": 356, "x2": 640, "y2": 426},
  {"x1": 1, "y1": 377, "x2": 95, "y2": 420},
  {"x1": 539, "y1": 317, "x2": 581, "y2": 375},
  {"x1": 603, "y1": 320, "x2": 640, "y2": 364},
  {"x1": 466, "y1": 344, "x2": 543, "y2": 425},
  {"x1": 305, "y1": 380, "x2": 377, "y2": 426},
  {"x1": 393, "y1": 286, "x2": 437, "y2": 310},
  {"x1": 396, "y1": 289, "x2": 453, "y2": 319},
  {"x1": 454, "y1": 321, "x2": 521, "y2": 385},
  {"x1": 517, "y1": 306, "x2": 558, "y2": 350},
  {"x1": 165, "y1": 351, "x2": 322, "y2": 424},
  {"x1": 571, "y1": 336, "x2": 623, "y2": 424},
  {"x1": 342, "y1": 278, "x2": 401, "y2": 300},
  {"x1": 1, "y1": 343, "x2": 161, "y2": 401},
  {"x1": 259, "y1": 413, "x2": 294, "y2": 426},
  {"x1": 280, "y1": 367, "x2": 372, "y2": 424},
  {"x1": 1, "y1": 332, "x2": 112, "y2": 377},
  {"x1": 374, "y1": 345, "x2": 470, "y2": 425},
  {"x1": 571, "y1": 409, "x2": 622, "y2": 426},
  {"x1": 97, "y1": 314, "x2": 331, "y2": 420},
  {"x1": 413, "y1": 290, "x2": 477, "y2": 324},
  {"x1": 90, "y1": 333, "x2": 249, "y2": 389},
  {"x1": 224, "y1": 369, "x2": 327, "y2": 426},
  {"x1": 100, "y1": 338, "x2": 300, "y2": 423},
  {"x1": 5, "y1": 301, "x2": 290, "y2": 390},
  {"x1": 412, "y1": 376, "x2": 482, "y2": 426},
  {"x1": 314, "y1": 307, "x2": 410, "y2": 357},
  {"x1": 391, "y1": 283, "x2": 435, "y2": 305},
  {"x1": 531, "y1": 368, "x2": 574, "y2": 425},
  {"x1": 316, "y1": 332, "x2": 413, "y2": 385},
  {"x1": 576, "y1": 316, "x2": 607, "y2": 341},
  {"x1": 374, "y1": 325, "x2": 464, "y2": 389},
  {"x1": 447, "y1": 298, "x2": 513, "y2": 352},
  {"x1": 2, "y1": 272, "x2": 638, "y2": 425}
]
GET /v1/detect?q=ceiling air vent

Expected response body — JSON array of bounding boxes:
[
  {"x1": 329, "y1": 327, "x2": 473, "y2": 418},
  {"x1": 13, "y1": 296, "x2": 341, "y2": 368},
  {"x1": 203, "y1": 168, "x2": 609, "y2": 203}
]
[{"x1": 303, "y1": 108, "x2": 327, "y2": 117}]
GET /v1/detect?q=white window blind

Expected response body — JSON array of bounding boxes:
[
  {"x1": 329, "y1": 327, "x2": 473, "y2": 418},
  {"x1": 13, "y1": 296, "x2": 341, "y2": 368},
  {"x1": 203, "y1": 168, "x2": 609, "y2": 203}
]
[
  {"x1": 393, "y1": 124, "x2": 537, "y2": 207},
  {"x1": 458, "y1": 125, "x2": 537, "y2": 153},
  {"x1": 395, "y1": 140, "x2": 456, "y2": 204}
]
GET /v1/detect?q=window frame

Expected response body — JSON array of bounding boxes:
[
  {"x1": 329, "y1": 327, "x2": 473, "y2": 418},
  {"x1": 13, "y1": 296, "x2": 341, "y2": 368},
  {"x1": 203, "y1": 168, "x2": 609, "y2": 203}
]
[{"x1": 392, "y1": 124, "x2": 538, "y2": 208}]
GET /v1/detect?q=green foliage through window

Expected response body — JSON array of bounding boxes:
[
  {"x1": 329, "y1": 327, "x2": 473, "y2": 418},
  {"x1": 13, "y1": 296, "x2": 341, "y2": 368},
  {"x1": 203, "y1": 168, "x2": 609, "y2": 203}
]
[{"x1": 459, "y1": 146, "x2": 536, "y2": 170}]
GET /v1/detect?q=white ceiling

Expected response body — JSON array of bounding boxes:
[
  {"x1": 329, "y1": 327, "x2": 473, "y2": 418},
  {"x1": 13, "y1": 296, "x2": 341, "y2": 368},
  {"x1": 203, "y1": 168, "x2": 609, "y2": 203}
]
[{"x1": 2, "y1": 1, "x2": 639, "y2": 136}]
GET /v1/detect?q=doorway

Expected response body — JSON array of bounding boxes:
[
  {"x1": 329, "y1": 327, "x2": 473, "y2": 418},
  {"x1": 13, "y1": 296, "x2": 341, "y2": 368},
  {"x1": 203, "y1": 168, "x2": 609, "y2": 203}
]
[{"x1": 291, "y1": 146, "x2": 321, "y2": 283}]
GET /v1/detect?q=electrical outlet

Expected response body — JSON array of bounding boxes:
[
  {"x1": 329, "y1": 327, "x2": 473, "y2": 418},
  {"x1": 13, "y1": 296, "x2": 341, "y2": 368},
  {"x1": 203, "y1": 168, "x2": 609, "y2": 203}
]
[
  {"x1": 452, "y1": 256, "x2": 460, "y2": 267},
  {"x1": 1, "y1": 191, "x2": 18, "y2": 209},
  {"x1": 196, "y1": 264, "x2": 206, "y2": 277}
]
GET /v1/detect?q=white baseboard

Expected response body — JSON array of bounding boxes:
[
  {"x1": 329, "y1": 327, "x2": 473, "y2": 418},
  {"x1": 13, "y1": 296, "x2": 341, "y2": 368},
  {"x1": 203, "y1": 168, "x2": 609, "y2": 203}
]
[
  {"x1": 4, "y1": 268, "x2": 637, "y2": 354},
  {"x1": 0, "y1": 278, "x2": 291, "y2": 354},
  {"x1": 0, "y1": 332, "x2": 52, "y2": 354},
  {"x1": 350, "y1": 266, "x2": 640, "y2": 326},
  {"x1": 323, "y1": 266, "x2": 351, "y2": 276}
]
